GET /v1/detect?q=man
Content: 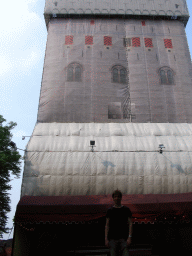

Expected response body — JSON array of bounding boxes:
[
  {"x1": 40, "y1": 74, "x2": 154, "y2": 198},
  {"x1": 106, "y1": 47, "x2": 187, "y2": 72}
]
[{"x1": 105, "y1": 190, "x2": 133, "y2": 256}]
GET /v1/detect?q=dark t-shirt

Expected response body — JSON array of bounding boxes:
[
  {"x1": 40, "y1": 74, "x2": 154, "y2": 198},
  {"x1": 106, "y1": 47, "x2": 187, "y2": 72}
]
[{"x1": 106, "y1": 205, "x2": 132, "y2": 240}]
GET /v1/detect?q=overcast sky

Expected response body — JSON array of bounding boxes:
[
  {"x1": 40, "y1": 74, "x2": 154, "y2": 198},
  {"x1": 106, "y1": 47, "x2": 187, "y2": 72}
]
[{"x1": 1, "y1": 0, "x2": 192, "y2": 240}]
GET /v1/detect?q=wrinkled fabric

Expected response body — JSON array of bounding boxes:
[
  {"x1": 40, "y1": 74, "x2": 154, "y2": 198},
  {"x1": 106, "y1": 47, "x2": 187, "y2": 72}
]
[{"x1": 21, "y1": 123, "x2": 192, "y2": 197}]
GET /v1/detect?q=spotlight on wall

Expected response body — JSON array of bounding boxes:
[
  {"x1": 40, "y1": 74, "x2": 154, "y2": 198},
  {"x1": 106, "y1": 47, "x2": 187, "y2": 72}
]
[
  {"x1": 159, "y1": 144, "x2": 165, "y2": 154},
  {"x1": 90, "y1": 140, "x2": 95, "y2": 152}
]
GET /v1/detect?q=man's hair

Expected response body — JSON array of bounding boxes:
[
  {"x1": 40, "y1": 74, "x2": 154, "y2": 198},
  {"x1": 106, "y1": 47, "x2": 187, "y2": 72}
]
[{"x1": 112, "y1": 189, "x2": 122, "y2": 198}]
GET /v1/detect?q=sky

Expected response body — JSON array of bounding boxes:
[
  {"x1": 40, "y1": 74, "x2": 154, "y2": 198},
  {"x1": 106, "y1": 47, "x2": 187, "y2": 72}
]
[{"x1": 1, "y1": 0, "x2": 192, "y2": 240}]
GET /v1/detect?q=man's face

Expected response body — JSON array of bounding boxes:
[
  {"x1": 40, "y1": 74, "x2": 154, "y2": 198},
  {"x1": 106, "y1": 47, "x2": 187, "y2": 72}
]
[{"x1": 113, "y1": 195, "x2": 122, "y2": 205}]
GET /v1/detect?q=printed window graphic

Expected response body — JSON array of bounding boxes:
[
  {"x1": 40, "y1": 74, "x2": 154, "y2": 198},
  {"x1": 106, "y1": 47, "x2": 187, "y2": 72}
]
[
  {"x1": 65, "y1": 35, "x2": 73, "y2": 45},
  {"x1": 120, "y1": 69, "x2": 126, "y2": 83},
  {"x1": 85, "y1": 36, "x2": 93, "y2": 45},
  {"x1": 164, "y1": 39, "x2": 173, "y2": 48},
  {"x1": 112, "y1": 66, "x2": 127, "y2": 84},
  {"x1": 142, "y1": 21, "x2": 146, "y2": 26},
  {"x1": 113, "y1": 68, "x2": 118, "y2": 82},
  {"x1": 144, "y1": 38, "x2": 153, "y2": 48},
  {"x1": 75, "y1": 67, "x2": 81, "y2": 81},
  {"x1": 104, "y1": 36, "x2": 112, "y2": 46},
  {"x1": 124, "y1": 38, "x2": 132, "y2": 47},
  {"x1": 108, "y1": 102, "x2": 122, "y2": 119},
  {"x1": 67, "y1": 63, "x2": 82, "y2": 82},
  {"x1": 68, "y1": 67, "x2": 73, "y2": 81},
  {"x1": 132, "y1": 37, "x2": 140, "y2": 47},
  {"x1": 159, "y1": 67, "x2": 174, "y2": 85}
]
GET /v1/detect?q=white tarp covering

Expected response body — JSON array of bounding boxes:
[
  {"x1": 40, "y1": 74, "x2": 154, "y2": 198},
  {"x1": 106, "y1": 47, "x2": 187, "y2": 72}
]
[{"x1": 21, "y1": 123, "x2": 192, "y2": 197}]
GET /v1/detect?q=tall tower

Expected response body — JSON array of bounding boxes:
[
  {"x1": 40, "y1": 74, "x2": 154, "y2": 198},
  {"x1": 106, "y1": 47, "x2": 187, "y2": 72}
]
[
  {"x1": 21, "y1": 0, "x2": 192, "y2": 196},
  {"x1": 38, "y1": 0, "x2": 192, "y2": 123},
  {"x1": 14, "y1": 1, "x2": 192, "y2": 255}
]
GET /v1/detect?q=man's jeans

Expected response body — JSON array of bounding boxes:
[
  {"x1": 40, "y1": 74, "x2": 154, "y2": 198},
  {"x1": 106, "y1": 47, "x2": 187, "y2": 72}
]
[{"x1": 109, "y1": 239, "x2": 129, "y2": 256}]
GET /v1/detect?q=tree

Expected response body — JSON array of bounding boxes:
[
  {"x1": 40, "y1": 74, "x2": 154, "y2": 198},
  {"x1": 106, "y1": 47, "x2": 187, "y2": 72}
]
[{"x1": 0, "y1": 115, "x2": 21, "y2": 238}]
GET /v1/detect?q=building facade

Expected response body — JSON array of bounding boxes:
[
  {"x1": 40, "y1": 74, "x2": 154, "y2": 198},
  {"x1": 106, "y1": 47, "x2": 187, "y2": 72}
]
[
  {"x1": 13, "y1": 1, "x2": 192, "y2": 255},
  {"x1": 20, "y1": 0, "x2": 192, "y2": 197},
  {"x1": 38, "y1": 0, "x2": 192, "y2": 123}
]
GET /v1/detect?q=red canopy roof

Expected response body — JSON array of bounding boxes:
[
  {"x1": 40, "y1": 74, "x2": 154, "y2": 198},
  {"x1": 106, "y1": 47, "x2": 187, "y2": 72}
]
[{"x1": 15, "y1": 193, "x2": 192, "y2": 224}]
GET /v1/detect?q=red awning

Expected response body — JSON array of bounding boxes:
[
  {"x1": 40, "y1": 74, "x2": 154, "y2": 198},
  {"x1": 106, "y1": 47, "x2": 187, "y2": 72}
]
[{"x1": 15, "y1": 193, "x2": 192, "y2": 224}]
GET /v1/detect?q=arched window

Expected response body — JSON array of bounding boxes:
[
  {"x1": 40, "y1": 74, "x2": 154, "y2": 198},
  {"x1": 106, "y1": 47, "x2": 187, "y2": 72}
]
[
  {"x1": 159, "y1": 67, "x2": 174, "y2": 85},
  {"x1": 75, "y1": 66, "x2": 81, "y2": 81},
  {"x1": 167, "y1": 70, "x2": 173, "y2": 84},
  {"x1": 160, "y1": 70, "x2": 166, "y2": 84},
  {"x1": 120, "y1": 69, "x2": 126, "y2": 83},
  {"x1": 67, "y1": 67, "x2": 73, "y2": 81},
  {"x1": 67, "y1": 63, "x2": 82, "y2": 82},
  {"x1": 112, "y1": 66, "x2": 127, "y2": 84},
  {"x1": 113, "y1": 68, "x2": 118, "y2": 83}
]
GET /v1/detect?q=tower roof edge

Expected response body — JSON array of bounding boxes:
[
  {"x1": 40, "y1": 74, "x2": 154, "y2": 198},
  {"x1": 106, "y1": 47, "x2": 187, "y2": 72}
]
[
  {"x1": 44, "y1": 0, "x2": 189, "y2": 28},
  {"x1": 44, "y1": 0, "x2": 189, "y2": 17}
]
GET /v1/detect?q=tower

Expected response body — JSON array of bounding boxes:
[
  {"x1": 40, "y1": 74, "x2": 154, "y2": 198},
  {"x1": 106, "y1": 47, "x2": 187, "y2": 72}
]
[
  {"x1": 13, "y1": 1, "x2": 192, "y2": 255},
  {"x1": 21, "y1": 0, "x2": 192, "y2": 196},
  {"x1": 39, "y1": 0, "x2": 192, "y2": 123}
]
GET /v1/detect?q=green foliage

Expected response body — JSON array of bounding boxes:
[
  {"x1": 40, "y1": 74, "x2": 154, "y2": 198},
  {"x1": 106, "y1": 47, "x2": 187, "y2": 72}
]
[{"x1": 0, "y1": 115, "x2": 21, "y2": 237}]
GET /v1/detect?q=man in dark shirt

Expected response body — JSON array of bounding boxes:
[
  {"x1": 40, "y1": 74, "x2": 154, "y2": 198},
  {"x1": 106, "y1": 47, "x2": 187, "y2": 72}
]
[{"x1": 105, "y1": 190, "x2": 132, "y2": 256}]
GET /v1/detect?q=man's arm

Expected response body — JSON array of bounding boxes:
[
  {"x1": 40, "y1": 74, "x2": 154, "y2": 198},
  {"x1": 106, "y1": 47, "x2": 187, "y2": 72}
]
[
  {"x1": 105, "y1": 218, "x2": 109, "y2": 247},
  {"x1": 128, "y1": 217, "x2": 133, "y2": 236},
  {"x1": 127, "y1": 217, "x2": 133, "y2": 245}
]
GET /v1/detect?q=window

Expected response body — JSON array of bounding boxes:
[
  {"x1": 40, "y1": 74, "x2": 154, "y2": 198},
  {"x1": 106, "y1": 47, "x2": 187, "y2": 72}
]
[
  {"x1": 85, "y1": 36, "x2": 93, "y2": 45},
  {"x1": 160, "y1": 70, "x2": 166, "y2": 84},
  {"x1": 112, "y1": 66, "x2": 127, "y2": 84},
  {"x1": 164, "y1": 39, "x2": 173, "y2": 48},
  {"x1": 132, "y1": 37, "x2": 140, "y2": 47},
  {"x1": 65, "y1": 35, "x2": 73, "y2": 45},
  {"x1": 67, "y1": 63, "x2": 82, "y2": 82},
  {"x1": 113, "y1": 68, "x2": 118, "y2": 83},
  {"x1": 167, "y1": 70, "x2": 174, "y2": 84},
  {"x1": 68, "y1": 67, "x2": 73, "y2": 81},
  {"x1": 159, "y1": 67, "x2": 174, "y2": 85},
  {"x1": 141, "y1": 21, "x2": 146, "y2": 26},
  {"x1": 124, "y1": 37, "x2": 141, "y2": 47},
  {"x1": 104, "y1": 36, "x2": 112, "y2": 46},
  {"x1": 120, "y1": 69, "x2": 126, "y2": 83},
  {"x1": 144, "y1": 38, "x2": 153, "y2": 48},
  {"x1": 108, "y1": 102, "x2": 122, "y2": 119},
  {"x1": 75, "y1": 66, "x2": 81, "y2": 80},
  {"x1": 124, "y1": 38, "x2": 132, "y2": 47}
]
